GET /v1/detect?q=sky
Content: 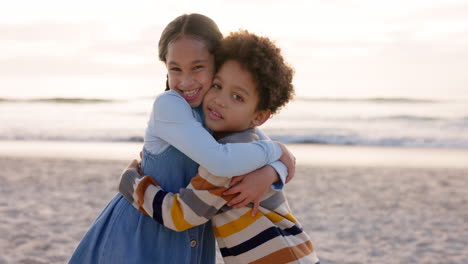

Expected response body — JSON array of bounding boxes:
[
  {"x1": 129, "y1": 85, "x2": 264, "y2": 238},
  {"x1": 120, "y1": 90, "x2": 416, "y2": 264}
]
[{"x1": 1, "y1": 0, "x2": 468, "y2": 99}]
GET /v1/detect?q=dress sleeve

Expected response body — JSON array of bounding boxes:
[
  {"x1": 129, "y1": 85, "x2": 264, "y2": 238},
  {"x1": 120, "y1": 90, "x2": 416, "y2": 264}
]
[
  {"x1": 148, "y1": 91, "x2": 282, "y2": 177},
  {"x1": 255, "y1": 128, "x2": 288, "y2": 190}
]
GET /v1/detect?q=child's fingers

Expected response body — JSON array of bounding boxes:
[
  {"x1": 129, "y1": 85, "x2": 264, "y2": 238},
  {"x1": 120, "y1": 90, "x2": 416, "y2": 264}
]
[
  {"x1": 137, "y1": 161, "x2": 143, "y2": 176},
  {"x1": 228, "y1": 177, "x2": 241, "y2": 187},
  {"x1": 227, "y1": 193, "x2": 246, "y2": 207},
  {"x1": 127, "y1": 159, "x2": 139, "y2": 169},
  {"x1": 288, "y1": 167, "x2": 295, "y2": 183},
  {"x1": 285, "y1": 173, "x2": 294, "y2": 183},
  {"x1": 233, "y1": 197, "x2": 251, "y2": 209},
  {"x1": 228, "y1": 175, "x2": 246, "y2": 187},
  {"x1": 251, "y1": 200, "x2": 260, "y2": 217},
  {"x1": 223, "y1": 184, "x2": 241, "y2": 195}
]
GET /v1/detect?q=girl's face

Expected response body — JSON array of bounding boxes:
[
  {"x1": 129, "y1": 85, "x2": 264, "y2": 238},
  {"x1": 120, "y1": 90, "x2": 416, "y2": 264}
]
[{"x1": 165, "y1": 35, "x2": 215, "y2": 108}]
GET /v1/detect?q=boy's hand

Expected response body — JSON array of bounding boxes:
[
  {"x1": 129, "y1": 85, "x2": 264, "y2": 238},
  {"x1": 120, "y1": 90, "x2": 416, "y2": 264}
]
[
  {"x1": 276, "y1": 142, "x2": 296, "y2": 183},
  {"x1": 119, "y1": 159, "x2": 145, "y2": 211},
  {"x1": 223, "y1": 166, "x2": 278, "y2": 217}
]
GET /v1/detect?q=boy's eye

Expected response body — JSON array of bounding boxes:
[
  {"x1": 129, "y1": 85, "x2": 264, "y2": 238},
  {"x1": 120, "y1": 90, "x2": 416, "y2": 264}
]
[
  {"x1": 194, "y1": 65, "x2": 204, "y2": 70},
  {"x1": 232, "y1": 94, "x2": 244, "y2": 102},
  {"x1": 170, "y1": 67, "x2": 181, "y2": 72},
  {"x1": 211, "y1": 83, "x2": 221, "y2": 89}
]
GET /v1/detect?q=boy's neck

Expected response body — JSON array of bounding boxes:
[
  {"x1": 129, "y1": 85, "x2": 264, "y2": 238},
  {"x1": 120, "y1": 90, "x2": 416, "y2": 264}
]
[
  {"x1": 213, "y1": 128, "x2": 255, "y2": 141},
  {"x1": 213, "y1": 131, "x2": 233, "y2": 141}
]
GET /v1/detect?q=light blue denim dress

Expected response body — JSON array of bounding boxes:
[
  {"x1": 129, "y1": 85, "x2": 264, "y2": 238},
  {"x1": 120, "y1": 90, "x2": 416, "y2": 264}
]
[
  {"x1": 69, "y1": 146, "x2": 216, "y2": 264},
  {"x1": 69, "y1": 91, "x2": 284, "y2": 263}
]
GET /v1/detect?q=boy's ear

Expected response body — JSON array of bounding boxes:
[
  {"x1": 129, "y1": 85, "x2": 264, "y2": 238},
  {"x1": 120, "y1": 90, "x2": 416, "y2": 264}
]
[{"x1": 251, "y1": 110, "x2": 271, "y2": 127}]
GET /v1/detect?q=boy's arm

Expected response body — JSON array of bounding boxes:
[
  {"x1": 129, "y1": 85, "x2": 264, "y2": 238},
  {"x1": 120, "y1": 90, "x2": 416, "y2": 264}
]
[{"x1": 119, "y1": 164, "x2": 233, "y2": 232}]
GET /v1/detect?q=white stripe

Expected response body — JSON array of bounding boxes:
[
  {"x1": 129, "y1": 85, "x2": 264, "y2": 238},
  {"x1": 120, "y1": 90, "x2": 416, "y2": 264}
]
[
  {"x1": 286, "y1": 250, "x2": 320, "y2": 264},
  {"x1": 188, "y1": 184, "x2": 229, "y2": 210},
  {"x1": 198, "y1": 166, "x2": 231, "y2": 187},
  {"x1": 142, "y1": 185, "x2": 160, "y2": 217},
  {"x1": 161, "y1": 193, "x2": 177, "y2": 230},
  {"x1": 212, "y1": 207, "x2": 251, "y2": 227},
  {"x1": 217, "y1": 215, "x2": 278, "y2": 247}
]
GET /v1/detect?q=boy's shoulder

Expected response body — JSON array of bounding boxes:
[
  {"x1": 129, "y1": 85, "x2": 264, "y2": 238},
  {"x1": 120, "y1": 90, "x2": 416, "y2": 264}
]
[{"x1": 218, "y1": 128, "x2": 259, "y2": 144}]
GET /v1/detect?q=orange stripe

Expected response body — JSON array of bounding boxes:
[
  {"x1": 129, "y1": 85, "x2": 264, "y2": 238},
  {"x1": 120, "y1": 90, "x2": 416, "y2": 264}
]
[
  {"x1": 136, "y1": 176, "x2": 159, "y2": 216},
  {"x1": 250, "y1": 240, "x2": 315, "y2": 264},
  {"x1": 190, "y1": 174, "x2": 234, "y2": 201}
]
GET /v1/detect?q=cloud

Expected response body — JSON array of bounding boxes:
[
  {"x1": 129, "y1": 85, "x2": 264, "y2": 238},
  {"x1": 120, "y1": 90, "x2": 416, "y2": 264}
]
[{"x1": 0, "y1": 21, "x2": 166, "y2": 76}]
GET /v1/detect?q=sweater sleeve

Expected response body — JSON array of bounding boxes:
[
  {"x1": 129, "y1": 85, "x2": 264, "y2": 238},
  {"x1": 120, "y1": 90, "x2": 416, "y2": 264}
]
[
  {"x1": 130, "y1": 167, "x2": 232, "y2": 232},
  {"x1": 147, "y1": 91, "x2": 282, "y2": 177}
]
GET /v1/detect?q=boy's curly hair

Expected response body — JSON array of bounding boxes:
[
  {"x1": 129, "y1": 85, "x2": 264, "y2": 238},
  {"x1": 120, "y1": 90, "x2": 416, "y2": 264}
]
[{"x1": 215, "y1": 30, "x2": 294, "y2": 114}]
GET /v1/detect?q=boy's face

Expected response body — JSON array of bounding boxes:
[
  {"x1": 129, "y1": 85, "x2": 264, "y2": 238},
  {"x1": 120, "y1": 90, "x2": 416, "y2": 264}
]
[
  {"x1": 203, "y1": 60, "x2": 269, "y2": 134},
  {"x1": 166, "y1": 36, "x2": 215, "y2": 108}
]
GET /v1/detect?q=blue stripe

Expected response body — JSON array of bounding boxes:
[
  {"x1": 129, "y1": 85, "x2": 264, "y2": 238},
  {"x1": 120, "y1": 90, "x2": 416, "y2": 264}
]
[
  {"x1": 152, "y1": 190, "x2": 168, "y2": 225},
  {"x1": 220, "y1": 225, "x2": 303, "y2": 257}
]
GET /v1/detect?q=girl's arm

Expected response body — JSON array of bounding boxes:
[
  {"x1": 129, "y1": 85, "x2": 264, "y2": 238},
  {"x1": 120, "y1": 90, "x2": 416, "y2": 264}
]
[
  {"x1": 148, "y1": 91, "x2": 282, "y2": 177},
  {"x1": 255, "y1": 128, "x2": 289, "y2": 188}
]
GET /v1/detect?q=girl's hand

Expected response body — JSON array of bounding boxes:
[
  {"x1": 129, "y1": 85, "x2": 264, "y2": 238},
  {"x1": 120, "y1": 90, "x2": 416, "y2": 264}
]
[
  {"x1": 276, "y1": 142, "x2": 296, "y2": 183},
  {"x1": 223, "y1": 165, "x2": 279, "y2": 217}
]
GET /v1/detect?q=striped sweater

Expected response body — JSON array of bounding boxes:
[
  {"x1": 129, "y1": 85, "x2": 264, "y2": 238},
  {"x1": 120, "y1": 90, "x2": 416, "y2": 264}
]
[{"x1": 122, "y1": 129, "x2": 319, "y2": 264}]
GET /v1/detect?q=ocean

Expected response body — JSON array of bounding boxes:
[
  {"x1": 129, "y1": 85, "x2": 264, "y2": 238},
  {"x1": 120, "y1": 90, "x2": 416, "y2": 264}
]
[{"x1": 1, "y1": 85, "x2": 467, "y2": 149}]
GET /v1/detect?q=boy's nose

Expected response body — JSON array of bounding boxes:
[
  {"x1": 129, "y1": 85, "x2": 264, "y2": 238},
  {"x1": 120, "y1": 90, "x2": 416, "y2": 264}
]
[{"x1": 214, "y1": 97, "x2": 226, "y2": 108}]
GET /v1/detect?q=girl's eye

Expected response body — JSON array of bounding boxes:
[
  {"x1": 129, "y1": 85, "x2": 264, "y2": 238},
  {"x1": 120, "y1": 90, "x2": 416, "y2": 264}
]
[
  {"x1": 232, "y1": 94, "x2": 244, "y2": 102},
  {"x1": 170, "y1": 67, "x2": 181, "y2": 72}
]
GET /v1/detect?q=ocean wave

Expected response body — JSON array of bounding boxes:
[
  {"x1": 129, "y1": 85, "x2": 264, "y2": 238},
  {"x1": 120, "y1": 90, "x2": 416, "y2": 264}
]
[
  {"x1": 0, "y1": 134, "x2": 145, "y2": 143},
  {"x1": 0, "y1": 97, "x2": 116, "y2": 104},
  {"x1": 378, "y1": 115, "x2": 441, "y2": 121},
  {"x1": 269, "y1": 134, "x2": 468, "y2": 148},
  {"x1": 2, "y1": 133, "x2": 467, "y2": 149},
  {"x1": 295, "y1": 97, "x2": 441, "y2": 104}
]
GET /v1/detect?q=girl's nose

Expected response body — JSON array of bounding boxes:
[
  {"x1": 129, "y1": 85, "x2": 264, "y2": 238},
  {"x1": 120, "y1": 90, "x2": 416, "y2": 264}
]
[{"x1": 179, "y1": 74, "x2": 195, "y2": 89}]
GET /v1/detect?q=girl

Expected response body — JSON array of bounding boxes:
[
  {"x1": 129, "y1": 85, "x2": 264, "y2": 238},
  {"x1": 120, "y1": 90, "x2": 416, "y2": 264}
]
[{"x1": 70, "y1": 14, "x2": 294, "y2": 264}]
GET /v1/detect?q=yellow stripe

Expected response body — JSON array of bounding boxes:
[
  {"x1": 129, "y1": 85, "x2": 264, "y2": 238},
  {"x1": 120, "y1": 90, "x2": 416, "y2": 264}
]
[
  {"x1": 213, "y1": 209, "x2": 263, "y2": 238},
  {"x1": 264, "y1": 211, "x2": 297, "y2": 223},
  {"x1": 170, "y1": 194, "x2": 195, "y2": 231},
  {"x1": 284, "y1": 212, "x2": 297, "y2": 223},
  {"x1": 264, "y1": 211, "x2": 283, "y2": 223}
]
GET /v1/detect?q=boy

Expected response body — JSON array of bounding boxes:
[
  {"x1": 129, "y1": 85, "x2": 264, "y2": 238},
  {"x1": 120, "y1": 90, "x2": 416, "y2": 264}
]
[{"x1": 119, "y1": 30, "x2": 319, "y2": 264}]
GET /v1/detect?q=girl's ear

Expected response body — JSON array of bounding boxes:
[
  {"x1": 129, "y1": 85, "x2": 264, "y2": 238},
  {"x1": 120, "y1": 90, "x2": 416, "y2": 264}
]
[{"x1": 250, "y1": 110, "x2": 271, "y2": 127}]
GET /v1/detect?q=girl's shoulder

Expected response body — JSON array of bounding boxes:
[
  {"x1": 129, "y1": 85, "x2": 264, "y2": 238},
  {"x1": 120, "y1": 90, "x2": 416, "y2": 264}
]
[
  {"x1": 154, "y1": 90, "x2": 190, "y2": 109},
  {"x1": 152, "y1": 90, "x2": 193, "y2": 120}
]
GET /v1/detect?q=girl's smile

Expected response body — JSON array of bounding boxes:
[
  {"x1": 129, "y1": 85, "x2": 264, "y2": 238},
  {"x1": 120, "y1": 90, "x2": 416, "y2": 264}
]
[{"x1": 165, "y1": 36, "x2": 215, "y2": 108}]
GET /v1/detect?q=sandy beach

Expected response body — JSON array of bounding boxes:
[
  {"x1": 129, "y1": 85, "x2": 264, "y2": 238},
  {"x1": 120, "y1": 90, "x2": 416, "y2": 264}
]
[{"x1": 1, "y1": 141, "x2": 467, "y2": 263}]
